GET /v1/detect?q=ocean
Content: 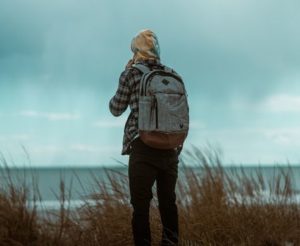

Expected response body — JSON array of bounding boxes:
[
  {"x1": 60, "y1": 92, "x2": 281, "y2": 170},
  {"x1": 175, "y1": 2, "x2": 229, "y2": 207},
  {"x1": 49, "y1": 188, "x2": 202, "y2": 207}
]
[{"x1": 1, "y1": 165, "x2": 300, "y2": 211}]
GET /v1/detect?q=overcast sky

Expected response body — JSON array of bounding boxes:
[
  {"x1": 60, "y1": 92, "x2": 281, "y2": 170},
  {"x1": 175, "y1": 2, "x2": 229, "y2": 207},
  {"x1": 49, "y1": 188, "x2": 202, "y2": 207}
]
[{"x1": 1, "y1": 0, "x2": 300, "y2": 166}]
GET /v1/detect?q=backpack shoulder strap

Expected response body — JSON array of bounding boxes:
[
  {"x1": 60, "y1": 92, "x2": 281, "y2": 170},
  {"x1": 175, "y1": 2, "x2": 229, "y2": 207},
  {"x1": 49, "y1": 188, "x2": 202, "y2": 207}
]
[
  {"x1": 132, "y1": 63, "x2": 151, "y2": 74},
  {"x1": 132, "y1": 64, "x2": 152, "y2": 96},
  {"x1": 163, "y1": 66, "x2": 173, "y2": 73}
]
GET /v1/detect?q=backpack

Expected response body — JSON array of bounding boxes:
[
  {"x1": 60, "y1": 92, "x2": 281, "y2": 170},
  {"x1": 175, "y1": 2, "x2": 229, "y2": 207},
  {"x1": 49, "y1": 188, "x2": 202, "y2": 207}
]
[{"x1": 132, "y1": 63, "x2": 189, "y2": 149}]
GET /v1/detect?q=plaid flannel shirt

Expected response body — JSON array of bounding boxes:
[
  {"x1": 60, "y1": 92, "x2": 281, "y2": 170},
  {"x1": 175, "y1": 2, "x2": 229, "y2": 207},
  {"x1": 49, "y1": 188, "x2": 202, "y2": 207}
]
[{"x1": 109, "y1": 59, "x2": 165, "y2": 155}]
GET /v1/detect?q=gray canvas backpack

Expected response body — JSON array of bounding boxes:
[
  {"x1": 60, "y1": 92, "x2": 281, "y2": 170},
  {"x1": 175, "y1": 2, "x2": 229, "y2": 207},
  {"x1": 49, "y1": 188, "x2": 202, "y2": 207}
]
[{"x1": 133, "y1": 63, "x2": 189, "y2": 149}]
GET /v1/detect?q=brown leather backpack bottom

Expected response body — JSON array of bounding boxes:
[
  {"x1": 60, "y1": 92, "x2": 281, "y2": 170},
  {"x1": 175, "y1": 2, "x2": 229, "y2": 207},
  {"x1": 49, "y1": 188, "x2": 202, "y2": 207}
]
[{"x1": 139, "y1": 130, "x2": 187, "y2": 149}]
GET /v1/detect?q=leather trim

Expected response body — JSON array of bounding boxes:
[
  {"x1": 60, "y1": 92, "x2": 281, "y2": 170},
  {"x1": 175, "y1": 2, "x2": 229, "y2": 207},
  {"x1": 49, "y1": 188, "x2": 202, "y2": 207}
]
[{"x1": 139, "y1": 130, "x2": 187, "y2": 149}]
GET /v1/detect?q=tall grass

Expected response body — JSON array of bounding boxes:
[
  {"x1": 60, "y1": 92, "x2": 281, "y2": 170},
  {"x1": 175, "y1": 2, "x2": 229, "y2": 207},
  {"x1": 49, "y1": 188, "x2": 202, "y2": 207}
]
[{"x1": 0, "y1": 148, "x2": 299, "y2": 246}]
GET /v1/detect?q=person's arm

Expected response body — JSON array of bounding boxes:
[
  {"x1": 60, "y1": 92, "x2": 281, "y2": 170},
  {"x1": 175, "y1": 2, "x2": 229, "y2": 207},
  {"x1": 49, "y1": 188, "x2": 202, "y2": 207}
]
[{"x1": 109, "y1": 69, "x2": 132, "y2": 116}]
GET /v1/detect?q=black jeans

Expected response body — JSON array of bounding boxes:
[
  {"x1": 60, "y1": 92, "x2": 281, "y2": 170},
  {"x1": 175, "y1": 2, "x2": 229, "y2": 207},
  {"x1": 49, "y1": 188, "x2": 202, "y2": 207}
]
[{"x1": 129, "y1": 137, "x2": 179, "y2": 246}]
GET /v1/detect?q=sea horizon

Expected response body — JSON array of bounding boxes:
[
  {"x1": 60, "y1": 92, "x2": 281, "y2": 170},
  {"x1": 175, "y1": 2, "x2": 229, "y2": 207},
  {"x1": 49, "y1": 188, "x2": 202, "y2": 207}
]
[{"x1": 1, "y1": 163, "x2": 300, "y2": 169}]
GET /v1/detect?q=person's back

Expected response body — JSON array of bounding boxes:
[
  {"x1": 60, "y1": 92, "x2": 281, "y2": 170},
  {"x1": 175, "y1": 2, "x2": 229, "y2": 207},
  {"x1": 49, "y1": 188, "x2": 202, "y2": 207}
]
[{"x1": 109, "y1": 29, "x2": 187, "y2": 246}]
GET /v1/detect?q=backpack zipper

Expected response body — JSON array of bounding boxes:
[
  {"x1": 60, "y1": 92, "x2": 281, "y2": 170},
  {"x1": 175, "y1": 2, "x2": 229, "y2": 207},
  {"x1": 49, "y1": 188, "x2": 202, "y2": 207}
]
[
  {"x1": 143, "y1": 71, "x2": 183, "y2": 96},
  {"x1": 154, "y1": 96, "x2": 158, "y2": 129}
]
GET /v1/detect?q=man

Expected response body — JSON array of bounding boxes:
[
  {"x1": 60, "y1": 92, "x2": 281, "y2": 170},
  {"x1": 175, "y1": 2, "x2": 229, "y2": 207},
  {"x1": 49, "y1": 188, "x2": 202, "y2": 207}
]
[{"x1": 109, "y1": 29, "x2": 182, "y2": 246}]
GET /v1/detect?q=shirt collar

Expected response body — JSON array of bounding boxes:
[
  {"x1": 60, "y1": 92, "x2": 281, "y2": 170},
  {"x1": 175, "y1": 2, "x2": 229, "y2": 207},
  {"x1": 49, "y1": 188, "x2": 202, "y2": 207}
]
[{"x1": 135, "y1": 58, "x2": 161, "y2": 66}]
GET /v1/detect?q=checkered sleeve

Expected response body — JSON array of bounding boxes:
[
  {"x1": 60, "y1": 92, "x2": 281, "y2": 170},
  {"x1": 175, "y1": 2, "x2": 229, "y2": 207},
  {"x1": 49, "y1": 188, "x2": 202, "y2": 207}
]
[{"x1": 109, "y1": 69, "x2": 132, "y2": 116}]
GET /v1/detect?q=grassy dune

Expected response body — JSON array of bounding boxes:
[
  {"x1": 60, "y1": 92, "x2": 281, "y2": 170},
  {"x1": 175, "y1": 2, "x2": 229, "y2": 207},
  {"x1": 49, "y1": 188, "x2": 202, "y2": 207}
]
[{"x1": 0, "y1": 148, "x2": 299, "y2": 246}]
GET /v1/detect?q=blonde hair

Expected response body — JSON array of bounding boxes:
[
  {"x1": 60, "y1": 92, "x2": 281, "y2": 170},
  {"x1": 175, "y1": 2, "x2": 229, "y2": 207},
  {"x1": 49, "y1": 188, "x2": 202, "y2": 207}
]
[{"x1": 131, "y1": 29, "x2": 160, "y2": 63}]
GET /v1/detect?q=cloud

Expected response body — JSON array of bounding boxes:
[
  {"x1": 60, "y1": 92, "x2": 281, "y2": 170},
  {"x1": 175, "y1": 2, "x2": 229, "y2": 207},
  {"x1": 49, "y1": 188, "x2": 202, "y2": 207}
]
[
  {"x1": 29, "y1": 145, "x2": 61, "y2": 154},
  {"x1": 0, "y1": 134, "x2": 31, "y2": 142},
  {"x1": 70, "y1": 144, "x2": 119, "y2": 153},
  {"x1": 185, "y1": 126, "x2": 300, "y2": 163},
  {"x1": 189, "y1": 120, "x2": 206, "y2": 130},
  {"x1": 18, "y1": 143, "x2": 126, "y2": 166},
  {"x1": 261, "y1": 94, "x2": 300, "y2": 112},
  {"x1": 229, "y1": 93, "x2": 300, "y2": 113},
  {"x1": 263, "y1": 127, "x2": 300, "y2": 146},
  {"x1": 20, "y1": 110, "x2": 80, "y2": 121},
  {"x1": 11, "y1": 134, "x2": 31, "y2": 141},
  {"x1": 1, "y1": 0, "x2": 300, "y2": 166},
  {"x1": 92, "y1": 119, "x2": 125, "y2": 128},
  {"x1": 1, "y1": 0, "x2": 299, "y2": 101}
]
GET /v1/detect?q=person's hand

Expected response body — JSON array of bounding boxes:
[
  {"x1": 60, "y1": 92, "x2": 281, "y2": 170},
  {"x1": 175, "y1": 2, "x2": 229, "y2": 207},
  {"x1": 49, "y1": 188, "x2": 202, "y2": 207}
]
[{"x1": 125, "y1": 59, "x2": 134, "y2": 69}]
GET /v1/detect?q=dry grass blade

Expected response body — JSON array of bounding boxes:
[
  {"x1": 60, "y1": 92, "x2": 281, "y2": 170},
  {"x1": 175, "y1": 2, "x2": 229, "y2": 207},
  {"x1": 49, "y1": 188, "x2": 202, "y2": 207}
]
[{"x1": 0, "y1": 147, "x2": 299, "y2": 245}]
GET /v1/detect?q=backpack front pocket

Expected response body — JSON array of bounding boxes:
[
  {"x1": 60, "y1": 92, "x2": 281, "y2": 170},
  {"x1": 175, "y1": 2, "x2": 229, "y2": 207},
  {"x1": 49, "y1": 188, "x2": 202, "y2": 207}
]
[{"x1": 156, "y1": 93, "x2": 189, "y2": 132}]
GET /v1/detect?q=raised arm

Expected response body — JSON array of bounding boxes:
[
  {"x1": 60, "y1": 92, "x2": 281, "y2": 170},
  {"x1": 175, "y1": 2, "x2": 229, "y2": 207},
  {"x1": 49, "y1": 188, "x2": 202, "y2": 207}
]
[{"x1": 109, "y1": 70, "x2": 131, "y2": 116}]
